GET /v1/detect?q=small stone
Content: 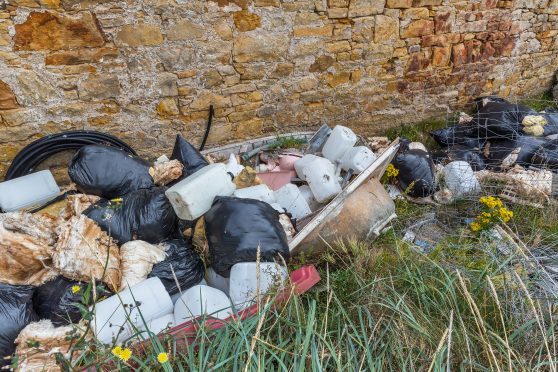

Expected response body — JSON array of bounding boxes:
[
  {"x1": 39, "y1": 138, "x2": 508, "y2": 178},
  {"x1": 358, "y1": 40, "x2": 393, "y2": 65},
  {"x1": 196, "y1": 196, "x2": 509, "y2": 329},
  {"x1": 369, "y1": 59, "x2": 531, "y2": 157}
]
[
  {"x1": 328, "y1": 8, "x2": 348, "y2": 18},
  {"x1": 432, "y1": 45, "x2": 451, "y2": 66},
  {"x1": 309, "y1": 55, "x2": 335, "y2": 72},
  {"x1": 403, "y1": 7, "x2": 429, "y2": 19},
  {"x1": 115, "y1": 24, "x2": 163, "y2": 47},
  {"x1": 233, "y1": 10, "x2": 261, "y2": 31},
  {"x1": 45, "y1": 47, "x2": 119, "y2": 65},
  {"x1": 17, "y1": 71, "x2": 58, "y2": 104},
  {"x1": 156, "y1": 98, "x2": 179, "y2": 117},
  {"x1": 157, "y1": 73, "x2": 178, "y2": 97},
  {"x1": 234, "y1": 118, "x2": 263, "y2": 138},
  {"x1": 0, "y1": 81, "x2": 18, "y2": 110},
  {"x1": 326, "y1": 71, "x2": 351, "y2": 87},
  {"x1": 233, "y1": 33, "x2": 289, "y2": 62},
  {"x1": 203, "y1": 70, "x2": 223, "y2": 88},
  {"x1": 452, "y1": 43, "x2": 467, "y2": 66},
  {"x1": 348, "y1": 0, "x2": 385, "y2": 17},
  {"x1": 78, "y1": 74, "x2": 120, "y2": 100},
  {"x1": 402, "y1": 19, "x2": 434, "y2": 38},
  {"x1": 166, "y1": 20, "x2": 204, "y2": 41},
  {"x1": 14, "y1": 11, "x2": 104, "y2": 51},
  {"x1": 386, "y1": 0, "x2": 412, "y2": 8},
  {"x1": 213, "y1": 19, "x2": 233, "y2": 40},
  {"x1": 374, "y1": 15, "x2": 399, "y2": 42},
  {"x1": 412, "y1": 0, "x2": 441, "y2": 5},
  {"x1": 434, "y1": 11, "x2": 452, "y2": 34},
  {"x1": 293, "y1": 25, "x2": 334, "y2": 37},
  {"x1": 271, "y1": 63, "x2": 294, "y2": 77}
]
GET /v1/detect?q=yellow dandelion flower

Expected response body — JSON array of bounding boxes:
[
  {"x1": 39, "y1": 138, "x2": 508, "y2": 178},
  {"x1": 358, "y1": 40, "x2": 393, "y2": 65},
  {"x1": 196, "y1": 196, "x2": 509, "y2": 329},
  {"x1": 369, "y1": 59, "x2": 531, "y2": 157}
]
[
  {"x1": 386, "y1": 164, "x2": 399, "y2": 178},
  {"x1": 71, "y1": 285, "x2": 80, "y2": 294},
  {"x1": 470, "y1": 222, "x2": 481, "y2": 232},
  {"x1": 119, "y1": 348, "x2": 132, "y2": 362},
  {"x1": 112, "y1": 346, "x2": 123, "y2": 358},
  {"x1": 157, "y1": 352, "x2": 169, "y2": 364},
  {"x1": 479, "y1": 196, "x2": 503, "y2": 209},
  {"x1": 498, "y1": 207, "x2": 513, "y2": 223}
]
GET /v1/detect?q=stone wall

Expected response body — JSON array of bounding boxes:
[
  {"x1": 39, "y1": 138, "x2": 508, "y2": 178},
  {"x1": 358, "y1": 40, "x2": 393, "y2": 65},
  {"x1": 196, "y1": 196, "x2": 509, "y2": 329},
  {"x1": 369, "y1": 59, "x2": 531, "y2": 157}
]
[{"x1": 1, "y1": 0, "x2": 557, "y2": 177}]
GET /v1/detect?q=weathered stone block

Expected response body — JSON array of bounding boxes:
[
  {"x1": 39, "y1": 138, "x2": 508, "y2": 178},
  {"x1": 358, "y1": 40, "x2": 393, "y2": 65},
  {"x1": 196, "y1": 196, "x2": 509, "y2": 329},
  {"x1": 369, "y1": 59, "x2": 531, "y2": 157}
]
[
  {"x1": 375, "y1": 15, "x2": 399, "y2": 42},
  {"x1": 452, "y1": 43, "x2": 467, "y2": 66},
  {"x1": 45, "y1": 47, "x2": 119, "y2": 65},
  {"x1": 403, "y1": 7, "x2": 429, "y2": 19},
  {"x1": 0, "y1": 81, "x2": 18, "y2": 110},
  {"x1": 348, "y1": 0, "x2": 385, "y2": 17},
  {"x1": 78, "y1": 74, "x2": 120, "y2": 100},
  {"x1": 167, "y1": 20, "x2": 204, "y2": 40},
  {"x1": 328, "y1": 7, "x2": 348, "y2": 18},
  {"x1": 412, "y1": 0, "x2": 441, "y2": 6},
  {"x1": 116, "y1": 24, "x2": 163, "y2": 46},
  {"x1": 17, "y1": 72, "x2": 58, "y2": 104},
  {"x1": 326, "y1": 71, "x2": 351, "y2": 87},
  {"x1": 233, "y1": 10, "x2": 261, "y2": 31},
  {"x1": 310, "y1": 55, "x2": 336, "y2": 72},
  {"x1": 386, "y1": 0, "x2": 412, "y2": 8},
  {"x1": 434, "y1": 11, "x2": 452, "y2": 34},
  {"x1": 157, "y1": 98, "x2": 179, "y2": 117},
  {"x1": 233, "y1": 33, "x2": 289, "y2": 62},
  {"x1": 402, "y1": 19, "x2": 434, "y2": 38},
  {"x1": 14, "y1": 11, "x2": 104, "y2": 51},
  {"x1": 432, "y1": 45, "x2": 451, "y2": 66},
  {"x1": 294, "y1": 25, "x2": 334, "y2": 37}
]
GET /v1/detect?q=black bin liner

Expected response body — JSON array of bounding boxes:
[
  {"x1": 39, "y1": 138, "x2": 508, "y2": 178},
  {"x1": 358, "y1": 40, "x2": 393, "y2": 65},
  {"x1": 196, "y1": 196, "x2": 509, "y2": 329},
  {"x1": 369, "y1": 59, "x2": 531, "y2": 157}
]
[
  {"x1": 430, "y1": 125, "x2": 485, "y2": 149},
  {"x1": 485, "y1": 136, "x2": 548, "y2": 168},
  {"x1": 473, "y1": 101, "x2": 537, "y2": 140},
  {"x1": 148, "y1": 239, "x2": 205, "y2": 296},
  {"x1": 170, "y1": 135, "x2": 209, "y2": 183},
  {"x1": 393, "y1": 141, "x2": 436, "y2": 198},
  {"x1": 69, "y1": 145, "x2": 154, "y2": 199},
  {"x1": 84, "y1": 187, "x2": 178, "y2": 245},
  {"x1": 0, "y1": 284, "x2": 37, "y2": 364},
  {"x1": 433, "y1": 145, "x2": 486, "y2": 171},
  {"x1": 33, "y1": 276, "x2": 112, "y2": 327},
  {"x1": 205, "y1": 197, "x2": 290, "y2": 277},
  {"x1": 532, "y1": 139, "x2": 558, "y2": 169}
]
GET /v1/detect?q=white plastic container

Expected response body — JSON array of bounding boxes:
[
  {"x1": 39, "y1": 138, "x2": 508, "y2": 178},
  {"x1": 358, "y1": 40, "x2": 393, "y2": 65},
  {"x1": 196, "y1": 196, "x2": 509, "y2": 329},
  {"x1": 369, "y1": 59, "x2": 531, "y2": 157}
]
[
  {"x1": 302, "y1": 157, "x2": 342, "y2": 203},
  {"x1": 321, "y1": 125, "x2": 358, "y2": 163},
  {"x1": 270, "y1": 203, "x2": 285, "y2": 213},
  {"x1": 92, "y1": 277, "x2": 174, "y2": 344},
  {"x1": 170, "y1": 278, "x2": 208, "y2": 304},
  {"x1": 233, "y1": 184, "x2": 276, "y2": 204},
  {"x1": 294, "y1": 154, "x2": 320, "y2": 180},
  {"x1": 0, "y1": 170, "x2": 60, "y2": 212},
  {"x1": 442, "y1": 161, "x2": 481, "y2": 198},
  {"x1": 165, "y1": 163, "x2": 236, "y2": 220},
  {"x1": 274, "y1": 183, "x2": 312, "y2": 220},
  {"x1": 229, "y1": 262, "x2": 288, "y2": 310},
  {"x1": 206, "y1": 267, "x2": 230, "y2": 295},
  {"x1": 136, "y1": 313, "x2": 175, "y2": 336},
  {"x1": 174, "y1": 285, "x2": 233, "y2": 323},
  {"x1": 340, "y1": 146, "x2": 377, "y2": 173},
  {"x1": 298, "y1": 185, "x2": 322, "y2": 211}
]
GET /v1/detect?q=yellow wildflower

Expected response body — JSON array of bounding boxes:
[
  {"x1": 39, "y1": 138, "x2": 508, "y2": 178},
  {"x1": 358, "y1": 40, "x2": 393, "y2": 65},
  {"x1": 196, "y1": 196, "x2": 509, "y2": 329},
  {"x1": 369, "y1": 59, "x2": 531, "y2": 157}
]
[
  {"x1": 498, "y1": 207, "x2": 513, "y2": 223},
  {"x1": 157, "y1": 352, "x2": 169, "y2": 364},
  {"x1": 112, "y1": 346, "x2": 123, "y2": 358},
  {"x1": 386, "y1": 164, "x2": 399, "y2": 178},
  {"x1": 119, "y1": 348, "x2": 132, "y2": 362},
  {"x1": 479, "y1": 196, "x2": 503, "y2": 209},
  {"x1": 470, "y1": 221, "x2": 481, "y2": 232},
  {"x1": 71, "y1": 285, "x2": 80, "y2": 294}
]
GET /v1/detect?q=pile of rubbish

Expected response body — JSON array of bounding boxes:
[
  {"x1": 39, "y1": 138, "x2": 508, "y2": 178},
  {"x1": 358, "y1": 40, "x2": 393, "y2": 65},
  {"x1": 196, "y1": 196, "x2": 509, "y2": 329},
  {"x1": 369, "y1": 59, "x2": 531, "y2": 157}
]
[
  {"x1": 0, "y1": 123, "x2": 381, "y2": 369},
  {"x1": 388, "y1": 96, "x2": 558, "y2": 206}
]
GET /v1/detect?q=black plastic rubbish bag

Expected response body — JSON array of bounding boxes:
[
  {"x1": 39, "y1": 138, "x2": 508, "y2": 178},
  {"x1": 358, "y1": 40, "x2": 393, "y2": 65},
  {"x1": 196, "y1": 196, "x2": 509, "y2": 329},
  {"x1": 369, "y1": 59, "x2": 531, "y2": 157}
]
[
  {"x1": 148, "y1": 239, "x2": 205, "y2": 296},
  {"x1": 485, "y1": 136, "x2": 547, "y2": 168},
  {"x1": 430, "y1": 125, "x2": 485, "y2": 149},
  {"x1": 436, "y1": 145, "x2": 486, "y2": 171},
  {"x1": 205, "y1": 197, "x2": 290, "y2": 277},
  {"x1": 84, "y1": 187, "x2": 178, "y2": 245},
  {"x1": 0, "y1": 284, "x2": 37, "y2": 364},
  {"x1": 472, "y1": 96, "x2": 510, "y2": 113},
  {"x1": 393, "y1": 140, "x2": 436, "y2": 198},
  {"x1": 473, "y1": 101, "x2": 537, "y2": 140},
  {"x1": 542, "y1": 113, "x2": 558, "y2": 136},
  {"x1": 532, "y1": 139, "x2": 558, "y2": 169},
  {"x1": 69, "y1": 145, "x2": 155, "y2": 199},
  {"x1": 170, "y1": 135, "x2": 208, "y2": 182},
  {"x1": 33, "y1": 276, "x2": 112, "y2": 327}
]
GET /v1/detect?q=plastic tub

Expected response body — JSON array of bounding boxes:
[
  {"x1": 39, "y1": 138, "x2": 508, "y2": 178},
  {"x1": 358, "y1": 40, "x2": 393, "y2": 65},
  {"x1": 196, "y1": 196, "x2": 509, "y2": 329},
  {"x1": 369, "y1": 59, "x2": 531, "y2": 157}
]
[
  {"x1": 165, "y1": 163, "x2": 236, "y2": 220},
  {"x1": 294, "y1": 154, "x2": 320, "y2": 180},
  {"x1": 321, "y1": 126, "x2": 357, "y2": 163},
  {"x1": 233, "y1": 184, "x2": 276, "y2": 204},
  {"x1": 442, "y1": 161, "x2": 481, "y2": 198},
  {"x1": 298, "y1": 185, "x2": 322, "y2": 211},
  {"x1": 206, "y1": 267, "x2": 230, "y2": 295},
  {"x1": 0, "y1": 170, "x2": 60, "y2": 212},
  {"x1": 174, "y1": 285, "x2": 233, "y2": 323},
  {"x1": 302, "y1": 157, "x2": 342, "y2": 203},
  {"x1": 274, "y1": 183, "x2": 312, "y2": 219},
  {"x1": 340, "y1": 146, "x2": 377, "y2": 173},
  {"x1": 229, "y1": 262, "x2": 289, "y2": 310}
]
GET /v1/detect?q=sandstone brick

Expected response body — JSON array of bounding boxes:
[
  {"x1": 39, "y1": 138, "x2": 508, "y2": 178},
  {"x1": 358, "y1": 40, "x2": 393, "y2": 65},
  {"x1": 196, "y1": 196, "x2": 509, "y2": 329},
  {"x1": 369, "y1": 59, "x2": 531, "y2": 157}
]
[
  {"x1": 271, "y1": 63, "x2": 294, "y2": 78},
  {"x1": 386, "y1": 0, "x2": 412, "y2": 8},
  {"x1": 234, "y1": 118, "x2": 263, "y2": 138},
  {"x1": 167, "y1": 20, "x2": 204, "y2": 40},
  {"x1": 178, "y1": 86, "x2": 195, "y2": 96},
  {"x1": 254, "y1": 0, "x2": 280, "y2": 5},
  {"x1": 233, "y1": 10, "x2": 261, "y2": 31},
  {"x1": 45, "y1": 47, "x2": 119, "y2": 65},
  {"x1": 156, "y1": 98, "x2": 179, "y2": 117},
  {"x1": 214, "y1": 19, "x2": 233, "y2": 40},
  {"x1": 412, "y1": 0, "x2": 441, "y2": 6},
  {"x1": 190, "y1": 91, "x2": 231, "y2": 111},
  {"x1": 293, "y1": 25, "x2": 334, "y2": 37},
  {"x1": 326, "y1": 40, "x2": 351, "y2": 53},
  {"x1": 375, "y1": 15, "x2": 399, "y2": 42},
  {"x1": 157, "y1": 73, "x2": 178, "y2": 97},
  {"x1": 203, "y1": 70, "x2": 223, "y2": 88},
  {"x1": 310, "y1": 55, "x2": 336, "y2": 72},
  {"x1": 327, "y1": 71, "x2": 351, "y2": 87},
  {"x1": 116, "y1": 24, "x2": 163, "y2": 47},
  {"x1": 78, "y1": 74, "x2": 120, "y2": 100},
  {"x1": 403, "y1": 7, "x2": 429, "y2": 19},
  {"x1": 432, "y1": 45, "x2": 451, "y2": 66},
  {"x1": 402, "y1": 19, "x2": 434, "y2": 38},
  {"x1": 222, "y1": 83, "x2": 256, "y2": 95},
  {"x1": 17, "y1": 71, "x2": 58, "y2": 104},
  {"x1": 233, "y1": 33, "x2": 289, "y2": 62},
  {"x1": 14, "y1": 11, "x2": 104, "y2": 51},
  {"x1": 452, "y1": 43, "x2": 467, "y2": 66},
  {"x1": 434, "y1": 12, "x2": 452, "y2": 34},
  {"x1": 328, "y1": 8, "x2": 348, "y2": 18},
  {"x1": 406, "y1": 50, "x2": 431, "y2": 73},
  {"x1": 348, "y1": 0, "x2": 385, "y2": 17},
  {"x1": 0, "y1": 81, "x2": 18, "y2": 110}
]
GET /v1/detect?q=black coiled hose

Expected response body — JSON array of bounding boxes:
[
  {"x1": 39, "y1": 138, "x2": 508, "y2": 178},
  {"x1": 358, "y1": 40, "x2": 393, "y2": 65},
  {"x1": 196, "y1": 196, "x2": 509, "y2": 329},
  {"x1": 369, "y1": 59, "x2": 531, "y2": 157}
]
[{"x1": 4, "y1": 130, "x2": 137, "y2": 181}]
